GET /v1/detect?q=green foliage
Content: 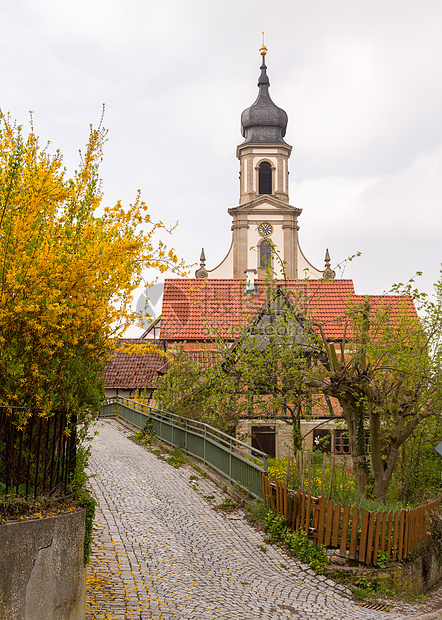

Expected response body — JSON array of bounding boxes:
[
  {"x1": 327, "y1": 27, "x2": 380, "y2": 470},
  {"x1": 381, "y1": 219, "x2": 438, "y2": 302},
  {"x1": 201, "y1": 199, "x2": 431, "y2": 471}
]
[
  {"x1": 155, "y1": 345, "x2": 213, "y2": 423},
  {"x1": 218, "y1": 497, "x2": 235, "y2": 510},
  {"x1": 78, "y1": 491, "x2": 96, "y2": 566},
  {"x1": 130, "y1": 417, "x2": 156, "y2": 446},
  {"x1": 283, "y1": 529, "x2": 327, "y2": 574},
  {"x1": 265, "y1": 511, "x2": 286, "y2": 540},
  {"x1": 373, "y1": 550, "x2": 390, "y2": 569},
  {"x1": 190, "y1": 462, "x2": 207, "y2": 476},
  {"x1": 245, "y1": 499, "x2": 267, "y2": 525},
  {"x1": 68, "y1": 445, "x2": 92, "y2": 496},
  {"x1": 351, "y1": 586, "x2": 368, "y2": 600},
  {"x1": 166, "y1": 446, "x2": 185, "y2": 468},
  {"x1": 142, "y1": 417, "x2": 156, "y2": 443},
  {"x1": 351, "y1": 575, "x2": 394, "y2": 599},
  {"x1": 265, "y1": 510, "x2": 327, "y2": 573},
  {"x1": 389, "y1": 415, "x2": 442, "y2": 505},
  {"x1": 0, "y1": 482, "x2": 33, "y2": 499},
  {"x1": 267, "y1": 455, "x2": 413, "y2": 510}
]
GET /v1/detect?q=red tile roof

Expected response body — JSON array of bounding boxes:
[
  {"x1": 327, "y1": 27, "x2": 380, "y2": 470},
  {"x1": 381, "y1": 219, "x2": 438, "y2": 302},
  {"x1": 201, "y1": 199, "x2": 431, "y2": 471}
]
[
  {"x1": 160, "y1": 279, "x2": 418, "y2": 341},
  {"x1": 104, "y1": 339, "x2": 167, "y2": 389}
]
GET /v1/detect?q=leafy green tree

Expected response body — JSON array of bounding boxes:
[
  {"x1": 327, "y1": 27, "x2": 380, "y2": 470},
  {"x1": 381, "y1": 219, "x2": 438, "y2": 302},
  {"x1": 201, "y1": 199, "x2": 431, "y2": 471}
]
[
  {"x1": 157, "y1": 273, "x2": 442, "y2": 502},
  {"x1": 391, "y1": 414, "x2": 442, "y2": 504},
  {"x1": 316, "y1": 285, "x2": 442, "y2": 500}
]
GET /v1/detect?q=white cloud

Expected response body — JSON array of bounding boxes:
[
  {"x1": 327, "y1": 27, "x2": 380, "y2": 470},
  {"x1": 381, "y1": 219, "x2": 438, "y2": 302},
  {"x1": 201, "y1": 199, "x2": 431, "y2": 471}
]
[
  {"x1": 2, "y1": 0, "x2": 442, "y2": 322},
  {"x1": 293, "y1": 147, "x2": 442, "y2": 295}
]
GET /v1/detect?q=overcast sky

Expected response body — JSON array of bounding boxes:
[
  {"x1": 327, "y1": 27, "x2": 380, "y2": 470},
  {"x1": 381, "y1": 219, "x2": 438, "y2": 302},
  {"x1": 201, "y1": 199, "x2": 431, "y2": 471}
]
[{"x1": 2, "y1": 0, "x2": 442, "y2": 331}]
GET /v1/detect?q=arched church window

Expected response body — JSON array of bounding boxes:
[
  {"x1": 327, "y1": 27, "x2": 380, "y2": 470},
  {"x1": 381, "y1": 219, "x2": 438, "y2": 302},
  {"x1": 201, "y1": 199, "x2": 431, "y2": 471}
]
[
  {"x1": 258, "y1": 161, "x2": 272, "y2": 195},
  {"x1": 259, "y1": 238, "x2": 272, "y2": 269}
]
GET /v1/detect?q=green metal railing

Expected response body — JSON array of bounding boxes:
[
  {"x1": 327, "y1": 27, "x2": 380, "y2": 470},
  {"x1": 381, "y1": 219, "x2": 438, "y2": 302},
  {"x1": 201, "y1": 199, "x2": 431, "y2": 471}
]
[{"x1": 100, "y1": 396, "x2": 268, "y2": 499}]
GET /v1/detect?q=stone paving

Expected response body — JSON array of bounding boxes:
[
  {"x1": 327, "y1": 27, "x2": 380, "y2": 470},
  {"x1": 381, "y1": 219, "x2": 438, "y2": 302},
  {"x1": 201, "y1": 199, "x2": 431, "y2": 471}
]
[{"x1": 86, "y1": 419, "x2": 442, "y2": 620}]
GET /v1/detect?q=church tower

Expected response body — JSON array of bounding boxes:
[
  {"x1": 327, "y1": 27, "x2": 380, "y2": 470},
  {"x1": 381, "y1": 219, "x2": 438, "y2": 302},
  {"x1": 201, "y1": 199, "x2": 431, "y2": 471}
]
[{"x1": 196, "y1": 44, "x2": 329, "y2": 281}]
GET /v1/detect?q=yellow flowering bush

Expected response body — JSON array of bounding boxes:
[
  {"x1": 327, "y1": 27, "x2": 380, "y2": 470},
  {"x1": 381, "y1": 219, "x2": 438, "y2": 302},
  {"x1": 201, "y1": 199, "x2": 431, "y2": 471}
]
[
  {"x1": 0, "y1": 112, "x2": 185, "y2": 425},
  {"x1": 267, "y1": 456, "x2": 357, "y2": 504},
  {"x1": 267, "y1": 458, "x2": 287, "y2": 483}
]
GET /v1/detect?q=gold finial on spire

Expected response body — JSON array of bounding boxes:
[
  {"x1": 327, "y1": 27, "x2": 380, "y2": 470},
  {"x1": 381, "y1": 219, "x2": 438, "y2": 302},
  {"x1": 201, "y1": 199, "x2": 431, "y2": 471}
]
[{"x1": 259, "y1": 31, "x2": 267, "y2": 58}]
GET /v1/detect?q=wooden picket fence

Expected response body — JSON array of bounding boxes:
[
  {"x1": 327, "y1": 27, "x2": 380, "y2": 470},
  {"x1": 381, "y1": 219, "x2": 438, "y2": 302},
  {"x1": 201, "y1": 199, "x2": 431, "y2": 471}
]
[{"x1": 262, "y1": 474, "x2": 437, "y2": 565}]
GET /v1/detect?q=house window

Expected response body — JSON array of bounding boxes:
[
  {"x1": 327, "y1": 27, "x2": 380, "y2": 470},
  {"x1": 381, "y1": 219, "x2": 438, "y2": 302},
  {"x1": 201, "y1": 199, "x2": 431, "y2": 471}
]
[
  {"x1": 258, "y1": 161, "x2": 272, "y2": 194},
  {"x1": 334, "y1": 430, "x2": 350, "y2": 454},
  {"x1": 313, "y1": 429, "x2": 332, "y2": 453},
  {"x1": 259, "y1": 239, "x2": 272, "y2": 269}
]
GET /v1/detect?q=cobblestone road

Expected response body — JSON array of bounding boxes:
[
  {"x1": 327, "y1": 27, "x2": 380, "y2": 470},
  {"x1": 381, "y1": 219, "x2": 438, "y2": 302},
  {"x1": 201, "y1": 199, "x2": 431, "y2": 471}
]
[{"x1": 86, "y1": 419, "x2": 442, "y2": 620}]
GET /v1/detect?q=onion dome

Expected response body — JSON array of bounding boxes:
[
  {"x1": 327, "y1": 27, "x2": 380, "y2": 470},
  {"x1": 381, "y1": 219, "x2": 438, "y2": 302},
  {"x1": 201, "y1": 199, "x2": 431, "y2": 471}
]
[{"x1": 240, "y1": 45, "x2": 288, "y2": 144}]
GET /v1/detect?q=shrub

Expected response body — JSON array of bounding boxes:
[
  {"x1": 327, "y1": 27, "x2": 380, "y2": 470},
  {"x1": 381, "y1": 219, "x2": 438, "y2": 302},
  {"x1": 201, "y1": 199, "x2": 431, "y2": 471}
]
[{"x1": 265, "y1": 510, "x2": 327, "y2": 574}]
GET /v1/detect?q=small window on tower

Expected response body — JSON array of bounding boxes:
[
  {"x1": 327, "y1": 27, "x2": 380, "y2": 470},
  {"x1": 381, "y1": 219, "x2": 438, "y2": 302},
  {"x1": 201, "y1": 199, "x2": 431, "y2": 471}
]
[
  {"x1": 259, "y1": 161, "x2": 272, "y2": 194},
  {"x1": 259, "y1": 239, "x2": 272, "y2": 269}
]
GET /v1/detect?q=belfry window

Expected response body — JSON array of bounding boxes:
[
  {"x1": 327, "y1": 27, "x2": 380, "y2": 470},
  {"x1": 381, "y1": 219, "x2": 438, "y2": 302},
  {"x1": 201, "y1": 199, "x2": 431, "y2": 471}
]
[
  {"x1": 259, "y1": 239, "x2": 272, "y2": 269},
  {"x1": 258, "y1": 161, "x2": 272, "y2": 195}
]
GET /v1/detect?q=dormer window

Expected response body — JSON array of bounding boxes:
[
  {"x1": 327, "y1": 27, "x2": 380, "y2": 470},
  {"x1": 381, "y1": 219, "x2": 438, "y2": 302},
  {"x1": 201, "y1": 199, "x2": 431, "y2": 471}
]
[{"x1": 258, "y1": 161, "x2": 272, "y2": 195}]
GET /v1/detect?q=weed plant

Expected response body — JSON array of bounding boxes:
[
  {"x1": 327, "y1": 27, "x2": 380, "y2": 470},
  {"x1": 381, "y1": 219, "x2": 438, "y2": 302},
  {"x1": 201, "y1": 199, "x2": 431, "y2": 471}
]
[
  {"x1": 166, "y1": 447, "x2": 185, "y2": 468},
  {"x1": 245, "y1": 500, "x2": 268, "y2": 526},
  {"x1": 218, "y1": 497, "x2": 235, "y2": 510},
  {"x1": 351, "y1": 575, "x2": 394, "y2": 600},
  {"x1": 265, "y1": 511, "x2": 327, "y2": 574}
]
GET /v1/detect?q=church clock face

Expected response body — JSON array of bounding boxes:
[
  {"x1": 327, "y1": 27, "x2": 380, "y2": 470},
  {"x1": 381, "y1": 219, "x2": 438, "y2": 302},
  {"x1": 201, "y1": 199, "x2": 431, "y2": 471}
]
[{"x1": 258, "y1": 222, "x2": 273, "y2": 237}]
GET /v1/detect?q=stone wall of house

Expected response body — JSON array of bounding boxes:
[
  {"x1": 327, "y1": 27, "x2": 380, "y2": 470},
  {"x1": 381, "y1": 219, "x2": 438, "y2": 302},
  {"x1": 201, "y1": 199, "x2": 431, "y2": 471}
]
[
  {"x1": 237, "y1": 418, "x2": 349, "y2": 458},
  {"x1": 0, "y1": 509, "x2": 86, "y2": 620}
]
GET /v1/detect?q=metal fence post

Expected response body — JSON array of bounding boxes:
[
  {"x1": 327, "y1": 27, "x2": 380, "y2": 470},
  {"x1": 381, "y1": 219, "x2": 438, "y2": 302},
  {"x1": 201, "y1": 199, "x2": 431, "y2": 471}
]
[{"x1": 229, "y1": 438, "x2": 232, "y2": 482}]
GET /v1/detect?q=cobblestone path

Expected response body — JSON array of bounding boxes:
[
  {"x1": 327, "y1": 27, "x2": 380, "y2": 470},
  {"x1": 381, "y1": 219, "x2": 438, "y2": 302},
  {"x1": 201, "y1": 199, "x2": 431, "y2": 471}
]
[{"x1": 86, "y1": 419, "x2": 441, "y2": 620}]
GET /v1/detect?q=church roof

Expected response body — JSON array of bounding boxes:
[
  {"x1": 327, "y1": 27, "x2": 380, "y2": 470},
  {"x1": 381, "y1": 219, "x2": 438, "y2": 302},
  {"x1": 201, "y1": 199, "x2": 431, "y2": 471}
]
[
  {"x1": 160, "y1": 279, "x2": 417, "y2": 342},
  {"x1": 240, "y1": 49, "x2": 288, "y2": 145}
]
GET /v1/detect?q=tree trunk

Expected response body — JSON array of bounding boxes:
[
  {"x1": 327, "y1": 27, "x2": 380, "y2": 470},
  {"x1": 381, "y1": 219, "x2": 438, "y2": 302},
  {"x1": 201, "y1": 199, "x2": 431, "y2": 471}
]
[
  {"x1": 288, "y1": 401, "x2": 303, "y2": 452},
  {"x1": 340, "y1": 400, "x2": 367, "y2": 495},
  {"x1": 369, "y1": 407, "x2": 388, "y2": 499}
]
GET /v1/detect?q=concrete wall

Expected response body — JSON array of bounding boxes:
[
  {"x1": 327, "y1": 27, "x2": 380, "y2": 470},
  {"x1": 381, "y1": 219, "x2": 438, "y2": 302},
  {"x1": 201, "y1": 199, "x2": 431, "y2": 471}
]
[{"x1": 0, "y1": 509, "x2": 86, "y2": 620}]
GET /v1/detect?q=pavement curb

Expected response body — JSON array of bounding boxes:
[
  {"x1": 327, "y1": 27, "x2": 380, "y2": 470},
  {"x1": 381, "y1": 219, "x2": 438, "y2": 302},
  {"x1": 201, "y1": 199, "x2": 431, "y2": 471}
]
[
  {"x1": 403, "y1": 611, "x2": 442, "y2": 620},
  {"x1": 403, "y1": 607, "x2": 442, "y2": 620}
]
